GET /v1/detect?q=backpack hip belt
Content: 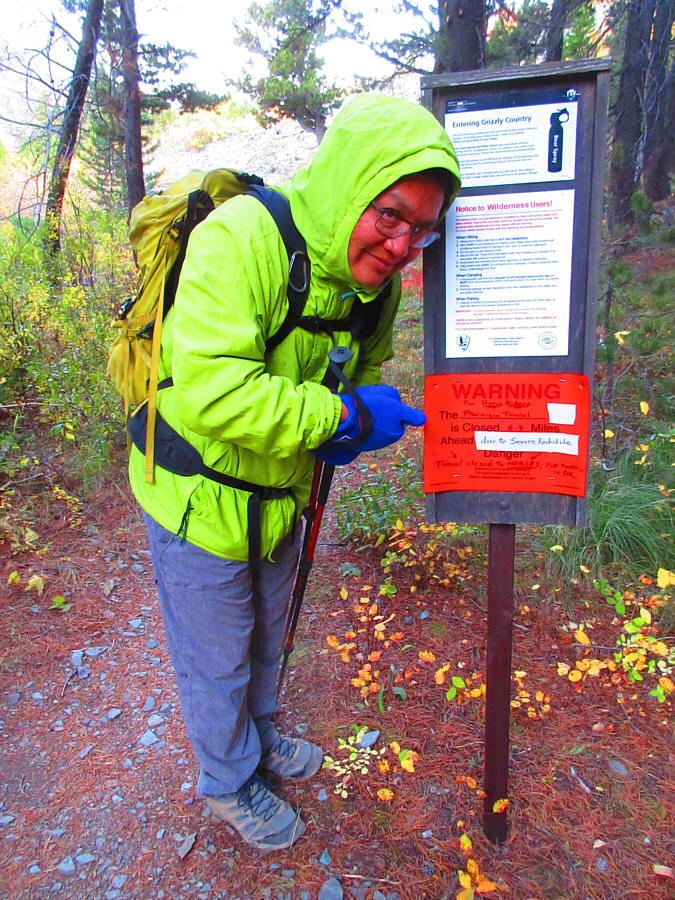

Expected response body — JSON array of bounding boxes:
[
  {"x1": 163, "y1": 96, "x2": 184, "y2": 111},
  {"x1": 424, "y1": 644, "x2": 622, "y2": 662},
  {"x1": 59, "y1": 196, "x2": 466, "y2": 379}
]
[{"x1": 128, "y1": 392, "x2": 294, "y2": 564}]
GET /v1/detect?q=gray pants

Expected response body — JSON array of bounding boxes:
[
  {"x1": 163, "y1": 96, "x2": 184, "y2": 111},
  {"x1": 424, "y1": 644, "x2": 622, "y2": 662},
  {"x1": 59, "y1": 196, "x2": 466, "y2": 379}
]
[{"x1": 143, "y1": 513, "x2": 301, "y2": 795}]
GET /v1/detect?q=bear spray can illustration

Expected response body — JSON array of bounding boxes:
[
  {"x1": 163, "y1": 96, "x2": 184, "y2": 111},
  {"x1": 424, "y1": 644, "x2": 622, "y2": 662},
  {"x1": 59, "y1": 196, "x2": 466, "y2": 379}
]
[{"x1": 548, "y1": 108, "x2": 570, "y2": 173}]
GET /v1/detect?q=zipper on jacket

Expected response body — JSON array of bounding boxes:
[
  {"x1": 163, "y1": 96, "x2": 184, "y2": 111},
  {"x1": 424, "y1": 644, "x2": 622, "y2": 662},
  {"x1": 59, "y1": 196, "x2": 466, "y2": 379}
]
[{"x1": 177, "y1": 500, "x2": 192, "y2": 544}]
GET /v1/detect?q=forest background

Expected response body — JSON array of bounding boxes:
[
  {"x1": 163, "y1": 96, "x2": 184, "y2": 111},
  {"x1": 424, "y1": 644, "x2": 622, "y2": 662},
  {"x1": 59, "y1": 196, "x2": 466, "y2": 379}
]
[{"x1": 0, "y1": 1, "x2": 673, "y2": 899}]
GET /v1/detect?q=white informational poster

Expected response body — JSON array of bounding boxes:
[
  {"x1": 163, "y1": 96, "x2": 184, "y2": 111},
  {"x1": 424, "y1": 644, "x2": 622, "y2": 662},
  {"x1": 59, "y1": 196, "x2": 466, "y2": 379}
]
[
  {"x1": 445, "y1": 190, "x2": 575, "y2": 359},
  {"x1": 445, "y1": 98, "x2": 579, "y2": 188}
]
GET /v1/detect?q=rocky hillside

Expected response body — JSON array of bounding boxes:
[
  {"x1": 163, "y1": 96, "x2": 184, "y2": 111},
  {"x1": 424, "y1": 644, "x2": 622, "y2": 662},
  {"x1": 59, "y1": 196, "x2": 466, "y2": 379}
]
[
  {"x1": 152, "y1": 107, "x2": 320, "y2": 188},
  {"x1": 151, "y1": 76, "x2": 422, "y2": 188}
]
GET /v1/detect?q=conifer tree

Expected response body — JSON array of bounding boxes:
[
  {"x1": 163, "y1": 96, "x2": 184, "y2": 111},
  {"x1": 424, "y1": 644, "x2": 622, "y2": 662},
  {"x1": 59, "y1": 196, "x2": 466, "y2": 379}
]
[{"x1": 235, "y1": 0, "x2": 343, "y2": 139}]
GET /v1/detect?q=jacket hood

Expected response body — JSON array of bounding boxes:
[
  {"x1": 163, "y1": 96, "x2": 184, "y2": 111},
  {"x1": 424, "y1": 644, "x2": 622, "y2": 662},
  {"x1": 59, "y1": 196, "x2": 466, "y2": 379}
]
[{"x1": 281, "y1": 93, "x2": 461, "y2": 295}]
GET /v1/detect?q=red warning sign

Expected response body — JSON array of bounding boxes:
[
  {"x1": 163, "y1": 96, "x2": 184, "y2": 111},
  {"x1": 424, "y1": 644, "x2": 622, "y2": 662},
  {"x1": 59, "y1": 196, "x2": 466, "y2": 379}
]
[{"x1": 424, "y1": 373, "x2": 590, "y2": 497}]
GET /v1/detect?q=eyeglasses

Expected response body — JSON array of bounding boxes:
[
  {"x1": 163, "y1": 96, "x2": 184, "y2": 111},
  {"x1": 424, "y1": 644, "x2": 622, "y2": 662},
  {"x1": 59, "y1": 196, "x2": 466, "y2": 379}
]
[{"x1": 370, "y1": 202, "x2": 441, "y2": 249}]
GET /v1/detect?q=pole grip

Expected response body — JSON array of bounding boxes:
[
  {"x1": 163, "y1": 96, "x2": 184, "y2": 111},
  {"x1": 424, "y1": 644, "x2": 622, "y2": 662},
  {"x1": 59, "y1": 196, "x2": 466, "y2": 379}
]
[{"x1": 323, "y1": 345, "x2": 352, "y2": 392}]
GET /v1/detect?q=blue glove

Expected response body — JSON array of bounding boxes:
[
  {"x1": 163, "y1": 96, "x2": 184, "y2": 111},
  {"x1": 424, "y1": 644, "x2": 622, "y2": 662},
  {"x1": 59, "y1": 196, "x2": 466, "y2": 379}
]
[{"x1": 312, "y1": 385, "x2": 426, "y2": 466}]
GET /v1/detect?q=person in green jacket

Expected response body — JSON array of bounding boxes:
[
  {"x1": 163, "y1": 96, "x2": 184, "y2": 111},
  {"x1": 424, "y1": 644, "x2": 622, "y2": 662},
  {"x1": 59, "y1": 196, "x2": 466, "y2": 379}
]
[{"x1": 131, "y1": 93, "x2": 460, "y2": 851}]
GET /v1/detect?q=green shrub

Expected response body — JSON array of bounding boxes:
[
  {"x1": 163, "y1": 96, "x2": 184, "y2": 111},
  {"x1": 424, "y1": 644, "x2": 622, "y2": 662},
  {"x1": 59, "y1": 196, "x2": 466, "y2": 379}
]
[
  {"x1": 333, "y1": 451, "x2": 425, "y2": 544},
  {"x1": 0, "y1": 205, "x2": 135, "y2": 485},
  {"x1": 537, "y1": 430, "x2": 674, "y2": 580}
]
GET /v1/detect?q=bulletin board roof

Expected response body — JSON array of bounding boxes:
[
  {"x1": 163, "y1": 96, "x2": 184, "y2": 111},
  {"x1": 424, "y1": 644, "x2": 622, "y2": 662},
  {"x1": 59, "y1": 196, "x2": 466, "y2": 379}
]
[{"x1": 421, "y1": 58, "x2": 612, "y2": 91}]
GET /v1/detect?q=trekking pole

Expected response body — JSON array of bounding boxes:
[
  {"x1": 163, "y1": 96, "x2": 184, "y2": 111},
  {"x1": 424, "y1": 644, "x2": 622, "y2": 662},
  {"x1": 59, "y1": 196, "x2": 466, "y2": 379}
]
[{"x1": 277, "y1": 345, "x2": 353, "y2": 697}]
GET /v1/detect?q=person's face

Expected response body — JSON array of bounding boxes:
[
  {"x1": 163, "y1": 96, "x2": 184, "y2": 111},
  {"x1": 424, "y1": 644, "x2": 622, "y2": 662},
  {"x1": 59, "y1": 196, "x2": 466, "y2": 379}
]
[{"x1": 347, "y1": 175, "x2": 445, "y2": 289}]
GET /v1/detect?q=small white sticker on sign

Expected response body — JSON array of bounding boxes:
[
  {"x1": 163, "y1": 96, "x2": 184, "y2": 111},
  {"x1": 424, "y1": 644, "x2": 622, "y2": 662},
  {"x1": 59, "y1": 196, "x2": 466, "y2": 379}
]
[
  {"x1": 474, "y1": 431, "x2": 580, "y2": 456},
  {"x1": 547, "y1": 403, "x2": 577, "y2": 425}
]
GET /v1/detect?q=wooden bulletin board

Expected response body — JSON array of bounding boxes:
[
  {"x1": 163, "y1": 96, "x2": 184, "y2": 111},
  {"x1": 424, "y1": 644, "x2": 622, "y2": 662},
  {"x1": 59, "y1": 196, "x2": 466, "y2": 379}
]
[{"x1": 422, "y1": 60, "x2": 611, "y2": 528}]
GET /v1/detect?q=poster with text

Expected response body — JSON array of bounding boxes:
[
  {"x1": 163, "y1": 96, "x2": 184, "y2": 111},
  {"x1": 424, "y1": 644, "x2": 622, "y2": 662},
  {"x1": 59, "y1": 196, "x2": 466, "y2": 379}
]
[
  {"x1": 445, "y1": 190, "x2": 574, "y2": 358},
  {"x1": 423, "y1": 373, "x2": 590, "y2": 497},
  {"x1": 445, "y1": 92, "x2": 579, "y2": 188}
]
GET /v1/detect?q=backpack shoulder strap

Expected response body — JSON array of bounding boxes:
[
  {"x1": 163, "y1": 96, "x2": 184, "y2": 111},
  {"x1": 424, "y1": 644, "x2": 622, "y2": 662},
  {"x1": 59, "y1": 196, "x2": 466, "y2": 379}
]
[
  {"x1": 161, "y1": 188, "x2": 215, "y2": 323},
  {"x1": 244, "y1": 184, "x2": 311, "y2": 356}
]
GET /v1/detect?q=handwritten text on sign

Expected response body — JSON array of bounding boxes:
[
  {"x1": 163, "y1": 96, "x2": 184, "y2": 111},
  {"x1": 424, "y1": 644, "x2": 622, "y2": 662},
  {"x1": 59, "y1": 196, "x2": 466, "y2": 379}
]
[{"x1": 423, "y1": 373, "x2": 590, "y2": 497}]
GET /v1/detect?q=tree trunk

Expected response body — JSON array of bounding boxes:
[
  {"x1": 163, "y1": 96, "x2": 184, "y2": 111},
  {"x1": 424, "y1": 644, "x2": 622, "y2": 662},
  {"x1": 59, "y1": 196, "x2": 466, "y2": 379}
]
[
  {"x1": 642, "y1": 0, "x2": 674, "y2": 200},
  {"x1": 44, "y1": 0, "x2": 104, "y2": 258},
  {"x1": 434, "y1": 0, "x2": 486, "y2": 72},
  {"x1": 608, "y1": 0, "x2": 656, "y2": 228},
  {"x1": 120, "y1": 0, "x2": 145, "y2": 214},
  {"x1": 545, "y1": 0, "x2": 567, "y2": 62}
]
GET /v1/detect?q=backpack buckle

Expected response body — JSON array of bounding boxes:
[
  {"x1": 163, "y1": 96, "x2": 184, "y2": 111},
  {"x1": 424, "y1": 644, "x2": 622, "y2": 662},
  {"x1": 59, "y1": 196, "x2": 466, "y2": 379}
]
[
  {"x1": 288, "y1": 250, "x2": 309, "y2": 295},
  {"x1": 304, "y1": 314, "x2": 323, "y2": 334},
  {"x1": 117, "y1": 296, "x2": 136, "y2": 320}
]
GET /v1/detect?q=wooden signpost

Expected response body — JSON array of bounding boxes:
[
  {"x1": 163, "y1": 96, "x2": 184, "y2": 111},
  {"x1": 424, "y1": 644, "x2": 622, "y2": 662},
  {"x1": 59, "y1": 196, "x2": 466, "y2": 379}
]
[{"x1": 421, "y1": 60, "x2": 610, "y2": 842}]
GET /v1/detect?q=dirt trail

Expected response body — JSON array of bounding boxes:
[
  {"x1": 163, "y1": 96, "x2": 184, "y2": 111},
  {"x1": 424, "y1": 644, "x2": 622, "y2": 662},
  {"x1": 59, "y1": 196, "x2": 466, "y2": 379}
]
[{"x1": 1, "y1": 468, "x2": 672, "y2": 900}]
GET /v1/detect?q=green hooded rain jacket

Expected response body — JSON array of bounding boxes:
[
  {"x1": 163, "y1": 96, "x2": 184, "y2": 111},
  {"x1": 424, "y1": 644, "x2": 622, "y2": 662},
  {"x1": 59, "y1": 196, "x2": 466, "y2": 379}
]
[{"x1": 129, "y1": 94, "x2": 460, "y2": 560}]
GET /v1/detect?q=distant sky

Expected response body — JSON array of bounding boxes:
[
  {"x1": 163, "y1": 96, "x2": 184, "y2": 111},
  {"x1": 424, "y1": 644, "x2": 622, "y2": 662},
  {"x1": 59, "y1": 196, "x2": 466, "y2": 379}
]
[
  {"x1": 2, "y1": 0, "x2": 414, "y2": 90},
  {"x1": 1, "y1": 0, "x2": 423, "y2": 148}
]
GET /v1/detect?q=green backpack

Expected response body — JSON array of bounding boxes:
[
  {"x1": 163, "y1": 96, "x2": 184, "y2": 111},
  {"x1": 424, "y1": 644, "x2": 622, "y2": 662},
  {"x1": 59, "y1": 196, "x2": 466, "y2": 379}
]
[{"x1": 107, "y1": 168, "x2": 312, "y2": 482}]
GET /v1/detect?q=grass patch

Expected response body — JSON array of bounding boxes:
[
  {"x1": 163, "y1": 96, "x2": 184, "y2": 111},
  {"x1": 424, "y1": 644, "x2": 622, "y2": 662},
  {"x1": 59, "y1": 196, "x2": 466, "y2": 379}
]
[{"x1": 537, "y1": 429, "x2": 674, "y2": 582}]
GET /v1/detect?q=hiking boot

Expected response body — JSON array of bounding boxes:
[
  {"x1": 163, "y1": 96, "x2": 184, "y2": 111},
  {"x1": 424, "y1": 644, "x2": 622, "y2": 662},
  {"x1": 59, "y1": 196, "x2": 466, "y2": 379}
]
[
  {"x1": 259, "y1": 732, "x2": 323, "y2": 780},
  {"x1": 206, "y1": 775, "x2": 305, "y2": 851}
]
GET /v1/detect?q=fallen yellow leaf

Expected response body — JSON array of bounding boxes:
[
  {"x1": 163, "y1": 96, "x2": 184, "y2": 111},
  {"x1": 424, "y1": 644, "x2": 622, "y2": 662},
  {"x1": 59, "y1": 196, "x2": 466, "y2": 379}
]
[
  {"x1": 658, "y1": 676, "x2": 674, "y2": 693},
  {"x1": 459, "y1": 833, "x2": 472, "y2": 855},
  {"x1": 326, "y1": 635, "x2": 339, "y2": 648},
  {"x1": 419, "y1": 650, "x2": 436, "y2": 663},
  {"x1": 25, "y1": 574, "x2": 45, "y2": 595},
  {"x1": 458, "y1": 870, "x2": 473, "y2": 890},
  {"x1": 400, "y1": 750, "x2": 419, "y2": 773},
  {"x1": 568, "y1": 669, "x2": 583, "y2": 683},
  {"x1": 389, "y1": 741, "x2": 401, "y2": 756},
  {"x1": 467, "y1": 858, "x2": 480, "y2": 881},
  {"x1": 435, "y1": 664, "x2": 450, "y2": 685},
  {"x1": 574, "y1": 629, "x2": 591, "y2": 645},
  {"x1": 377, "y1": 788, "x2": 394, "y2": 802},
  {"x1": 475, "y1": 876, "x2": 499, "y2": 895},
  {"x1": 640, "y1": 400, "x2": 650, "y2": 415},
  {"x1": 657, "y1": 568, "x2": 675, "y2": 588},
  {"x1": 604, "y1": 428, "x2": 614, "y2": 438},
  {"x1": 339, "y1": 587, "x2": 348, "y2": 601},
  {"x1": 557, "y1": 662, "x2": 571, "y2": 676}
]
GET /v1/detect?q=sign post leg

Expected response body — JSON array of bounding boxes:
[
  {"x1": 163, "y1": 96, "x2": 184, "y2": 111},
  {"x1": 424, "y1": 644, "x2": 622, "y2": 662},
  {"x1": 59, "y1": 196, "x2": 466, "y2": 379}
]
[{"x1": 482, "y1": 522, "x2": 516, "y2": 843}]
